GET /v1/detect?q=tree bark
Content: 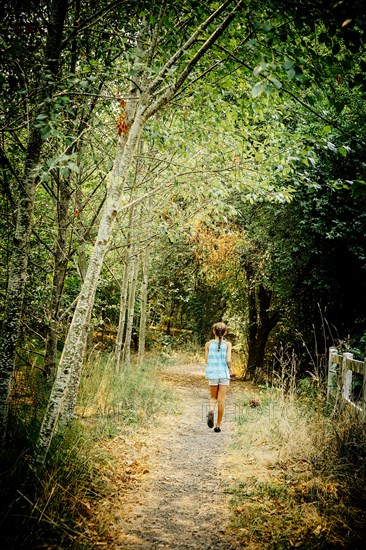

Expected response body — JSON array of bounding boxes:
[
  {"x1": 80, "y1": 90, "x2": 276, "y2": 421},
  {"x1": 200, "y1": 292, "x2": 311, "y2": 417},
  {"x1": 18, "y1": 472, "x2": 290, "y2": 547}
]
[
  {"x1": 123, "y1": 245, "x2": 140, "y2": 369},
  {"x1": 33, "y1": 102, "x2": 147, "y2": 467},
  {"x1": 115, "y1": 260, "x2": 129, "y2": 374},
  {"x1": 245, "y1": 280, "x2": 280, "y2": 380},
  {"x1": 43, "y1": 177, "x2": 72, "y2": 378},
  {"x1": 60, "y1": 296, "x2": 94, "y2": 425},
  {"x1": 0, "y1": 0, "x2": 69, "y2": 442},
  {"x1": 115, "y1": 204, "x2": 136, "y2": 374},
  {"x1": 138, "y1": 197, "x2": 153, "y2": 364}
]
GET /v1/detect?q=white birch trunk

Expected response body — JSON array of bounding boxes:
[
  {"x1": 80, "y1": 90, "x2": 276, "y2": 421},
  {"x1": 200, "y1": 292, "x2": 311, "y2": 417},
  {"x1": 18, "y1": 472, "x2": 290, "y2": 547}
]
[
  {"x1": 33, "y1": 104, "x2": 147, "y2": 468},
  {"x1": 138, "y1": 197, "x2": 152, "y2": 363},
  {"x1": 115, "y1": 258, "x2": 129, "y2": 375},
  {"x1": 120, "y1": 139, "x2": 143, "y2": 371},
  {"x1": 123, "y1": 247, "x2": 140, "y2": 369},
  {"x1": 115, "y1": 202, "x2": 136, "y2": 374},
  {"x1": 60, "y1": 296, "x2": 94, "y2": 425}
]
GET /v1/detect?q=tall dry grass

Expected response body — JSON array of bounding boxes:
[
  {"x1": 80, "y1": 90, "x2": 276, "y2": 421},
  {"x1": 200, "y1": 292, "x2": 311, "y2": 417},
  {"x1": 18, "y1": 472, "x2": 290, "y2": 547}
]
[
  {"x1": 226, "y1": 360, "x2": 366, "y2": 549},
  {"x1": 0, "y1": 350, "x2": 172, "y2": 549}
]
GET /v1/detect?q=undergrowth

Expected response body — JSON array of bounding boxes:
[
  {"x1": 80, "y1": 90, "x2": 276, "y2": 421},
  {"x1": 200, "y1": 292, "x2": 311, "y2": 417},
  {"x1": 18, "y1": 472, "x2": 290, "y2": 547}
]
[
  {"x1": 0, "y1": 351, "x2": 172, "y2": 549},
  {"x1": 227, "y1": 383, "x2": 366, "y2": 549}
]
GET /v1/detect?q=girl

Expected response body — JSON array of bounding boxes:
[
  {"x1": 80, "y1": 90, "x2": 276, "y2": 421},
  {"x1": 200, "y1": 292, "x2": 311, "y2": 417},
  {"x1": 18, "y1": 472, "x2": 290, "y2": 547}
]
[{"x1": 204, "y1": 322, "x2": 232, "y2": 432}]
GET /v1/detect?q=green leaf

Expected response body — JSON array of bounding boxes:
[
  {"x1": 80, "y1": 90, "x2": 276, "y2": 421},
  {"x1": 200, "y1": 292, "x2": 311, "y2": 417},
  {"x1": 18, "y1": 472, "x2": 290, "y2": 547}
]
[
  {"x1": 251, "y1": 82, "x2": 265, "y2": 98},
  {"x1": 268, "y1": 77, "x2": 282, "y2": 89},
  {"x1": 67, "y1": 162, "x2": 80, "y2": 174},
  {"x1": 282, "y1": 60, "x2": 293, "y2": 70},
  {"x1": 41, "y1": 128, "x2": 52, "y2": 140},
  {"x1": 60, "y1": 167, "x2": 70, "y2": 178},
  {"x1": 321, "y1": 125, "x2": 332, "y2": 135},
  {"x1": 338, "y1": 147, "x2": 348, "y2": 157}
]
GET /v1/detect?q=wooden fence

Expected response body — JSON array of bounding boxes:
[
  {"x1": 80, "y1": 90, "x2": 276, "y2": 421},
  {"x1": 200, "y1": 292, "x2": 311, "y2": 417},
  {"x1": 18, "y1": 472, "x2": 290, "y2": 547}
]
[{"x1": 327, "y1": 347, "x2": 366, "y2": 417}]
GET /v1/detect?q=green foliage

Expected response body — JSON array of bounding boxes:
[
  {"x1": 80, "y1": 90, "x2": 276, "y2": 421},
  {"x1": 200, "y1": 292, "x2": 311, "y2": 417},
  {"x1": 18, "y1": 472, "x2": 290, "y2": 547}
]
[{"x1": 2, "y1": 0, "x2": 365, "y2": 365}]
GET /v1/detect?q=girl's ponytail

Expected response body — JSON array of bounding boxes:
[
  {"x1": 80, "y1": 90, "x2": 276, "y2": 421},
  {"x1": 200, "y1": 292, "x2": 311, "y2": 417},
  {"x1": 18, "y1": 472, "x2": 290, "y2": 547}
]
[
  {"x1": 218, "y1": 333, "x2": 223, "y2": 351},
  {"x1": 212, "y1": 322, "x2": 227, "y2": 351}
]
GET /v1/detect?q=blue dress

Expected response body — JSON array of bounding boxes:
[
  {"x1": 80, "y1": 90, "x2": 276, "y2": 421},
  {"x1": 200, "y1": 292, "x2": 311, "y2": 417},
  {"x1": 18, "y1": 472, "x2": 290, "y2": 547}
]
[{"x1": 205, "y1": 340, "x2": 230, "y2": 380}]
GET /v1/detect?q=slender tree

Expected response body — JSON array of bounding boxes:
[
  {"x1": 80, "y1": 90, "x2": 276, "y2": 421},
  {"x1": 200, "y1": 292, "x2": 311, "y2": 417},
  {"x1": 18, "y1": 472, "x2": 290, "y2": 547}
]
[
  {"x1": 114, "y1": 196, "x2": 137, "y2": 374},
  {"x1": 138, "y1": 196, "x2": 153, "y2": 363},
  {"x1": 0, "y1": 0, "x2": 69, "y2": 442},
  {"x1": 123, "y1": 241, "x2": 140, "y2": 369}
]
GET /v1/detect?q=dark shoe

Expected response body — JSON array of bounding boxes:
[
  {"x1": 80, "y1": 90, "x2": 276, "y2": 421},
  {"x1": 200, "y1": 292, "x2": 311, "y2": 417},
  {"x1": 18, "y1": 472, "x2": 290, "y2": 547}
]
[
  {"x1": 214, "y1": 427, "x2": 221, "y2": 433},
  {"x1": 207, "y1": 410, "x2": 214, "y2": 428}
]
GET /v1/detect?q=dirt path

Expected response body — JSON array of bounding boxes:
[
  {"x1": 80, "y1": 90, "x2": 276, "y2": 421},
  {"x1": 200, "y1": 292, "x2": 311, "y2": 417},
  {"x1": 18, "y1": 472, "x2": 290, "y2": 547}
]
[
  {"x1": 107, "y1": 361, "x2": 242, "y2": 549},
  {"x1": 90, "y1": 359, "x2": 364, "y2": 550}
]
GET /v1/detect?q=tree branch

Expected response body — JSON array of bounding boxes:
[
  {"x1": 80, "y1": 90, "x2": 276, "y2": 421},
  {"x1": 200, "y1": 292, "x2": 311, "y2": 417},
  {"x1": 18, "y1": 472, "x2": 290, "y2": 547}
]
[
  {"x1": 61, "y1": 0, "x2": 123, "y2": 49},
  {"x1": 147, "y1": 0, "x2": 236, "y2": 95},
  {"x1": 144, "y1": 0, "x2": 244, "y2": 119}
]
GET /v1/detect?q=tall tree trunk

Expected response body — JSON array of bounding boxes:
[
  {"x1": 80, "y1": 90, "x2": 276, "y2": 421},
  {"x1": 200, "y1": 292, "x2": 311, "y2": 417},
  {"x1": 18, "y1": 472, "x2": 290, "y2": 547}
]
[
  {"x1": 0, "y1": 0, "x2": 68, "y2": 442},
  {"x1": 44, "y1": 178, "x2": 72, "y2": 378},
  {"x1": 115, "y1": 204, "x2": 136, "y2": 374},
  {"x1": 33, "y1": 103, "x2": 147, "y2": 468},
  {"x1": 60, "y1": 296, "x2": 94, "y2": 425},
  {"x1": 245, "y1": 278, "x2": 280, "y2": 380},
  {"x1": 123, "y1": 246, "x2": 140, "y2": 369},
  {"x1": 123, "y1": 145, "x2": 144, "y2": 369},
  {"x1": 138, "y1": 197, "x2": 152, "y2": 364},
  {"x1": 115, "y1": 259, "x2": 129, "y2": 374},
  {"x1": 43, "y1": 0, "x2": 81, "y2": 381}
]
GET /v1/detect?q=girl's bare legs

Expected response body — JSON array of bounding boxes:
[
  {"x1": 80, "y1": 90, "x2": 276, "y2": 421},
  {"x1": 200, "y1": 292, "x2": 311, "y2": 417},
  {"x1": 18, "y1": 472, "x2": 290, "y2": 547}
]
[
  {"x1": 209, "y1": 385, "x2": 219, "y2": 413},
  {"x1": 216, "y1": 385, "x2": 228, "y2": 428}
]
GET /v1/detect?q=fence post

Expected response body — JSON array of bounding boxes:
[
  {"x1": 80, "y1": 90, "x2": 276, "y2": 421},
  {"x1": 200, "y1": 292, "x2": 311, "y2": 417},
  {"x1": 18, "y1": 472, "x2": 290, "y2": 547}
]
[
  {"x1": 342, "y1": 352, "x2": 353, "y2": 402},
  {"x1": 327, "y1": 347, "x2": 338, "y2": 398}
]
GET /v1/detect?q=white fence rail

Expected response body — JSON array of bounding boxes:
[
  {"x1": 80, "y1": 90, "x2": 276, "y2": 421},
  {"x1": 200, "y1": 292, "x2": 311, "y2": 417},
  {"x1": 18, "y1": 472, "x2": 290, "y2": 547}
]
[{"x1": 327, "y1": 347, "x2": 366, "y2": 417}]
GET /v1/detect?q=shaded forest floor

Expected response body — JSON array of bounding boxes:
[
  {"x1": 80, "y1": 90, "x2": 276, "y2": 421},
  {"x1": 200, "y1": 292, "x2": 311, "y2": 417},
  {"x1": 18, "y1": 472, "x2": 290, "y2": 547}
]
[{"x1": 82, "y1": 357, "x2": 366, "y2": 549}]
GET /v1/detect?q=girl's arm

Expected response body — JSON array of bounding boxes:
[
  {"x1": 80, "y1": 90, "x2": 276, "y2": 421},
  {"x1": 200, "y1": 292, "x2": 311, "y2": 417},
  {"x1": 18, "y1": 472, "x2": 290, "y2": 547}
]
[
  {"x1": 205, "y1": 341, "x2": 210, "y2": 364},
  {"x1": 226, "y1": 341, "x2": 233, "y2": 376}
]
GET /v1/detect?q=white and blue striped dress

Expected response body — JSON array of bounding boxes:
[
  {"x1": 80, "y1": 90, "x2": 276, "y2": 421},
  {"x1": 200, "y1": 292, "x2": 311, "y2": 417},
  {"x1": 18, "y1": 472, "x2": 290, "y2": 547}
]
[{"x1": 205, "y1": 339, "x2": 230, "y2": 380}]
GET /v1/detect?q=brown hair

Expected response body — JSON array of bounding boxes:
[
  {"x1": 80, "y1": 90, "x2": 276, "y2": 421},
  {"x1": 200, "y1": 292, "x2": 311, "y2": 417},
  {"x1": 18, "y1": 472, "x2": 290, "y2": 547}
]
[{"x1": 212, "y1": 322, "x2": 227, "y2": 351}]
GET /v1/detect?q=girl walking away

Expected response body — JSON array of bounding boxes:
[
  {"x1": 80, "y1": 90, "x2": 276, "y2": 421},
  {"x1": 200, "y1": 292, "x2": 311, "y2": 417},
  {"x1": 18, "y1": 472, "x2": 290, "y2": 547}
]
[{"x1": 204, "y1": 322, "x2": 232, "y2": 432}]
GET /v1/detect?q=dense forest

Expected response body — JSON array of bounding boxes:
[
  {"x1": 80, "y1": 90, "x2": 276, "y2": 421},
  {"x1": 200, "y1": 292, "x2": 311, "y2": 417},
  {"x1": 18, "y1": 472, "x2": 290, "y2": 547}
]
[{"x1": 0, "y1": 0, "x2": 365, "y2": 548}]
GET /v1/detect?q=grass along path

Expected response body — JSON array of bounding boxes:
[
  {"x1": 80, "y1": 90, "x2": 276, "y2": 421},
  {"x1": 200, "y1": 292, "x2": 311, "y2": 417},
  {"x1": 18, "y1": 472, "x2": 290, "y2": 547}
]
[
  {"x1": 93, "y1": 360, "x2": 241, "y2": 549},
  {"x1": 88, "y1": 357, "x2": 364, "y2": 549}
]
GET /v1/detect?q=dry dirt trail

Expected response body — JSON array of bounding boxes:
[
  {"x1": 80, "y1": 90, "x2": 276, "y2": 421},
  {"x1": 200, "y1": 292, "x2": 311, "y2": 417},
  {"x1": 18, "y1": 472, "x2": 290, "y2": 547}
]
[{"x1": 104, "y1": 360, "x2": 245, "y2": 550}]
